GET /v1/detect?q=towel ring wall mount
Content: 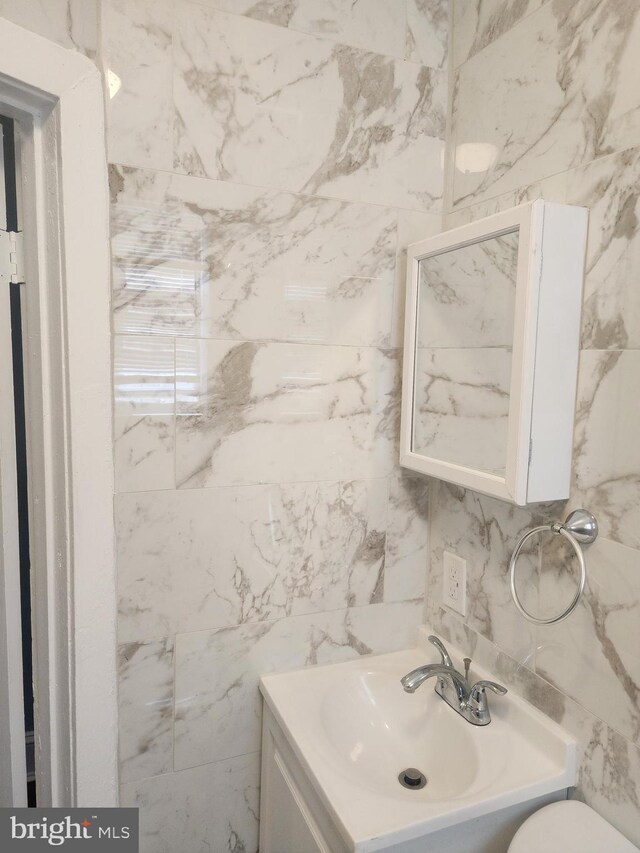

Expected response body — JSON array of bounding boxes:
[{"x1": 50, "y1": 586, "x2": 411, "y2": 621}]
[{"x1": 509, "y1": 510, "x2": 598, "y2": 625}]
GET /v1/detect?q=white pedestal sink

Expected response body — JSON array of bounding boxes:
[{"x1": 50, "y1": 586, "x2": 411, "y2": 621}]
[{"x1": 259, "y1": 627, "x2": 576, "y2": 853}]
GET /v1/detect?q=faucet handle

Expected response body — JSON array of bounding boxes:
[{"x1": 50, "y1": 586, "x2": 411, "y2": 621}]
[
  {"x1": 469, "y1": 680, "x2": 508, "y2": 701},
  {"x1": 469, "y1": 681, "x2": 508, "y2": 722},
  {"x1": 468, "y1": 680, "x2": 507, "y2": 724},
  {"x1": 428, "y1": 635, "x2": 453, "y2": 668}
]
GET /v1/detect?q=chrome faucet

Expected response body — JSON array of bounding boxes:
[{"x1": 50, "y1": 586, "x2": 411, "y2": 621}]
[
  {"x1": 401, "y1": 663, "x2": 468, "y2": 701},
  {"x1": 400, "y1": 635, "x2": 507, "y2": 726}
]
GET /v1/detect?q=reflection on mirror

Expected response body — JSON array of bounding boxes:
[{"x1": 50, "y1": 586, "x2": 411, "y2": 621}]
[{"x1": 411, "y1": 230, "x2": 519, "y2": 475}]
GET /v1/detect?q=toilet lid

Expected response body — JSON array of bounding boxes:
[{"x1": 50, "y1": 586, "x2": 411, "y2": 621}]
[{"x1": 509, "y1": 801, "x2": 638, "y2": 853}]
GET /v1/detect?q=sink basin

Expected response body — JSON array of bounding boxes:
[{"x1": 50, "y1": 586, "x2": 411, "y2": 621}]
[
  {"x1": 260, "y1": 627, "x2": 576, "y2": 852},
  {"x1": 320, "y1": 666, "x2": 479, "y2": 800}
]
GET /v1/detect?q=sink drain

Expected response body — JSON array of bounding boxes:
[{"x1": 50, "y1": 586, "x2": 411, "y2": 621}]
[{"x1": 398, "y1": 768, "x2": 427, "y2": 790}]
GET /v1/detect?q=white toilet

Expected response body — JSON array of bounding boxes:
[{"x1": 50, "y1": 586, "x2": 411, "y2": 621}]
[{"x1": 508, "y1": 801, "x2": 638, "y2": 852}]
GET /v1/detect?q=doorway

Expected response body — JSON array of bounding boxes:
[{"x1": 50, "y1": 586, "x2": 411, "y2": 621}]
[{"x1": 0, "y1": 114, "x2": 35, "y2": 807}]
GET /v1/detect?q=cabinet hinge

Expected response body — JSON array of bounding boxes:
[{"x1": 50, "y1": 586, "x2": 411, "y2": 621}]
[{"x1": 0, "y1": 230, "x2": 25, "y2": 284}]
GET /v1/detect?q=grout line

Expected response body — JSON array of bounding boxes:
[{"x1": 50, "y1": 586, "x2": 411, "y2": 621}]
[
  {"x1": 122, "y1": 749, "x2": 262, "y2": 789},
  {"x1": 171, "y1": 629, "x2": 177, "y2": 775},
  {"x1": 114, "y1": 334, "x2": 404, "y2": 351},
  {"x1": 181, "y1": 0, "x2": 445, "y2": 71},
  {"x1": 117, "y1": 598, "x2": 424, "y2": 648},
  {"x1": 107, "y1": 160, "x2": 445, "y2": 218},
  {"x1": 114, "y1": 473, "x2": 398, "y2": 498}
]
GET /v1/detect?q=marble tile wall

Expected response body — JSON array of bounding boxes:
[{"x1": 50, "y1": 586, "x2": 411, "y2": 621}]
[
  {"x1": 0, "y1": 1, "x2": 445, "y2": 846},
  {"x1": 103, "y1": 1, "x2": 446, "y2": 850},
  {"x1": 0, "y1": 0, "x2": 99, "y2": 57},
  {"x1": 424, "y1": 2, "x2": 640, "y2": 845},
  {"x1": 19, "y1": 0, "x2": 640, "y2": 846}
]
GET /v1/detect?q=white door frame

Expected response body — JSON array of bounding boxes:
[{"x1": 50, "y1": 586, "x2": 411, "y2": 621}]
[
  {"x1": 0, "y1": 19, "x2": 117, "y2": 806},
  {"x1": 0, "y1": 120, "x2": 28, "y2": 807}
]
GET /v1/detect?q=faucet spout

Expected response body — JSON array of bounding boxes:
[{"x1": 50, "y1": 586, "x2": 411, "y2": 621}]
[
  {"x1": 401, "y1": 663, "x2": 467, "y2": 699},
  {"x1": 400, "y1": 637, "x2": 507, "y2": 725}
]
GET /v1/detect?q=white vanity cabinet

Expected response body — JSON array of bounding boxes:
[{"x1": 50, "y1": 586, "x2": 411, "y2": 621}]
[
  {"x1": 259, "y1": 638, "x2": 576, "y2": 853},
  {"x1": 259, "y1": 701, "x2": 566, "y2": 853},
  {"x1": 260, "y1": 705, "x2": 349, "y2": 853}
]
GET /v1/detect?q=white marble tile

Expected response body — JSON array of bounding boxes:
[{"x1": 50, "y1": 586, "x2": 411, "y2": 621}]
[
  {"x1": 0, "y1": 0, "x2": 98, "y2": 56},
  {"x1": 427, "y1": 481, "x2": 541, "y2": 662},
  {"x1": 113, "y1": 336, "x2": 174, "y2": 418},
  {"x1": 451, "y1": 0, "x2": 545, "y2": 68},
  {"x1": 413, "y1": 347, "x2": 512, "y2": 474},
  {"x1": 110, "y1": 165, "x2": 397, "y2": 346},
  {"x1": 117, "y1": 479, "x2": 388, "y2": 643},
  {"x1": 185, "y1": 0, "x2": 408, "y2": 61},
  {"x1": 451, "y1": 2, "x2": 640, "y2": 208},
  {"x1": 451, "y1": 7, "x2": 573, "y2": 207},
  {"x1": 384, "y1": 471, "x2": 429, "y2": 602},
  {"x1": 102, "y1": 0, "x2": 174, "y2": 171},
  {"x1": 118, "y1": 638, "x2": 174, "y2": 784},
  {"x1": 537, "y1": 536, "x2": 640, "y2": 747},
  {"x1": 110, "y1": 168, "x2": 201, "y2": 338},
  {"x1": 117, "y1": 496, "x2": 174, "y2": 644},
  {"x1": 571, "y1": 350, "x2": 640, "y2": 551},
  {"x1": 406, "y1": 0, "x2": 448, "y2": 69},
  {"x1": 340, "y1": 598, "x2": 424, "y2": 654},
  {"x1": 120, "y1": 752, "x2": 260, "y2": 853},
  {"x1": 174, "y1": 4, "x2": 446, "y2": 210},
  {"x1": 442, "y1": 208, "x2": 474, "y2": 231},
  {"x1": 186, "y1": 0, "x2": 289, "y2": 22},
  {"x1": 114, "y1": 335, "x2": 175, "y2": 493},
  {"x1": 175, "y1": 339, "x2": 398, "y2": 488},
  {"x1": 574, "y1": 719, "x2": 640, "y2": 849},
  {"x1": 442, "y1": 171, "x2": 569, "y2": 230},
  {"x1": 173, "y1": 600, "x2": 422, "y2": 770},
  {"x1": 563, "y1": 147, "x2": 640, "y2": 349},
  {"x1": 288, "y1": 0, "x2": 407, "y2": 58},
  {"x1": 114, "y1": 416, "x2": 174, "y2": 494}
]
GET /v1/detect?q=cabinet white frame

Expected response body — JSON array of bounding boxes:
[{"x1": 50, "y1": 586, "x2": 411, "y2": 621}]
[{"x1": 400, "y1": 200, "x2": 588, "y2": 506}]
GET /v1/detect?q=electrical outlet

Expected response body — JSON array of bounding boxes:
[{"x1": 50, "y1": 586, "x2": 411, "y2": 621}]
[{"x1": 443, "y1": 550, "x2": 467, "y2": 616}]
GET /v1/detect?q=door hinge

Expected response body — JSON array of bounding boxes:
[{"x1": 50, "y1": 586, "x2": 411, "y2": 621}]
[{"x1": 0, "y1": 229, "x2": 25, "y2": 284}]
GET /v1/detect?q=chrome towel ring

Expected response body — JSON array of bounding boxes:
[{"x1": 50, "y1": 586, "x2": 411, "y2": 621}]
[{"x1": 509, "y1": 510, "x2": 598, "y2": 625}]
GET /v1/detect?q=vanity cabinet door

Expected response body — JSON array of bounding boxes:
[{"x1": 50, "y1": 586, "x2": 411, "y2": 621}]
[
  {"x1": 260, "y1": 708, "x2": 348, "y2": 853},
  {"x1": 262, "y1": 747, "x2": 329, "y2": 853}
]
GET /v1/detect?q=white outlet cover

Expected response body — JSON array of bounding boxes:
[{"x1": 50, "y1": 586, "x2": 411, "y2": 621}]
[{"x1": 443, "y1": 550, "x2": 467, "y2": 616}]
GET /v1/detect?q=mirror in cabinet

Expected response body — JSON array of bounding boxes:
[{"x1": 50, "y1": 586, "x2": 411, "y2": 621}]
[{"x1": 400, "y1": 201, "x2": 588, "y2": 506}]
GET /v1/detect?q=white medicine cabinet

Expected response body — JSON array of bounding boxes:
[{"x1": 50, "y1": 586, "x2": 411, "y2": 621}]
[{"x1": 400, "y1": 200, "x2": 588, "y2": 506}]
